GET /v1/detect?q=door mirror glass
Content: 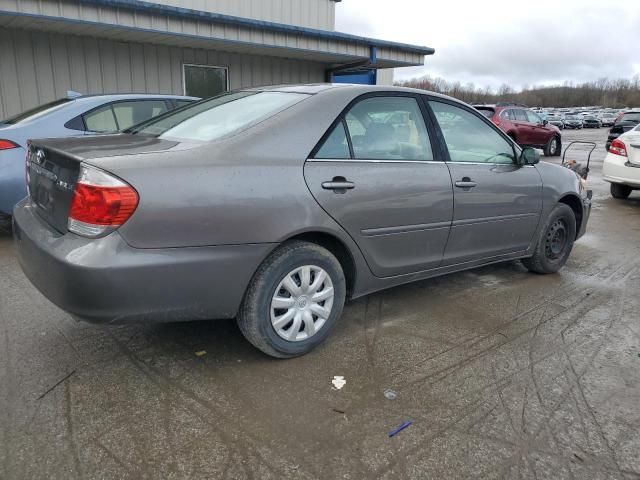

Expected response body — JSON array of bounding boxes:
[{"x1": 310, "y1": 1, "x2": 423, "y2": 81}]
[{"x1": 521, "y1": 147, "x2": 540, "y2": 165}]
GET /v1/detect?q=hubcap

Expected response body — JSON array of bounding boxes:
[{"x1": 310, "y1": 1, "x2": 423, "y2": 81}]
[
  {"x1": 545, "y1": 219, "x2": 567, "y2": 260},
  {"x1": 550, "y1": 138, "x2": 557, "y2": 154},
  {"x1": 270, "y1": 265, "x2": 335, "y2": 342}
]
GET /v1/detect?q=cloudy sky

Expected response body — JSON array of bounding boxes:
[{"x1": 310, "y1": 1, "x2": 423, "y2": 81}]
[{"x1": 335, "y1": 0, "x2": 640, "y2": 91}]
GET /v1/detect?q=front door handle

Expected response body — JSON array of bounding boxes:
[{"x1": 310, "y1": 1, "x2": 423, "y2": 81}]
[
  {"x1": 455, "y1": 177, "x2": 477, "y2": 189},
  {"x1": 322, "y1": 176, "x2": 355, "y2": 193}
]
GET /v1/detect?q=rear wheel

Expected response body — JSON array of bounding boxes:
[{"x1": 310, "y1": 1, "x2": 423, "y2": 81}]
[
  {"x1": 610, "y1": 183, "x2": 632, "y2": 199},
  {"x1": 522, "y1": 204, "x2": 576, "y2": 274},
  {"x1": 237, "y1": 241, "x2": 346, "y2": 358},
  {"x1": 544, "y1": 135, "x2": 561, "y2": 157}
]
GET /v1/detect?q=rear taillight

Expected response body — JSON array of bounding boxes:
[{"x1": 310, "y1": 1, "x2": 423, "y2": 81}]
[
  {"x1": 68, "y1": 164, "x2": 139, "y2": 238},
  {"x1": 0, "y1": 139, "x2": 19, "y2": 150},
  {"x1": 609, "y1": 138, "x2": 627, "y2": 157}
]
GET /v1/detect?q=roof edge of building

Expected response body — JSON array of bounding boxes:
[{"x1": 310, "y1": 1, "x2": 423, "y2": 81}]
[{"x1": 78, "y1": 0, "x2": 434, "y2": 56}]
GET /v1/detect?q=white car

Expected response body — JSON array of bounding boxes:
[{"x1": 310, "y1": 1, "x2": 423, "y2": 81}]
[{"x1": 603, "y1": 124, "x2": 640, "y2": 198}]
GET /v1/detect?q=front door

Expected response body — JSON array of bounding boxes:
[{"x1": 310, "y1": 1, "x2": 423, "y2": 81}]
[
  {"x1": 304, "y1": 94, "x2": 454, "y2": 278},
  {"x1": 427, "y1": 99, "x2": 543, "y2": 265}
]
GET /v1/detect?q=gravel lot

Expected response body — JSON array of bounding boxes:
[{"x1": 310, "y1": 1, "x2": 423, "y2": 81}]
[{"x1": 1, "y1": 128, "x2": 639, "y2": 479}]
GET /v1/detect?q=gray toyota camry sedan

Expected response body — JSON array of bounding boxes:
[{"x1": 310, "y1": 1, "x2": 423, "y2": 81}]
[{"x1": 13, "y1": 84, "x2": 591, "y2": 358}]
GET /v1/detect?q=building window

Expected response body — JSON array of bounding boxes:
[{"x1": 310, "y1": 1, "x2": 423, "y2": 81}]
[{"x1": 183, "y1": 64, "x2": 228, "y2": 99}]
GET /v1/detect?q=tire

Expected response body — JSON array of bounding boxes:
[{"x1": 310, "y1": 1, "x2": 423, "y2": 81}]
[
  {"x1": 544, "y1": 135, "x2": 561, "y2": 157},
  {"x1": 522, "y1": 204, "x2": 576, "y2": 274},
  {"x1": 610, "y1": 183, "x2": 632, "y2": 199},
  {"x1": 237, "y1": 241, "x2": 346, "y2": 358}
]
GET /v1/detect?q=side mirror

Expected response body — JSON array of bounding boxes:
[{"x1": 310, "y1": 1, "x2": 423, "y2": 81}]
[
  {"x1": 521, "y1": 147, "x2": 540, "y2": 165},
  {"x1": 542, "y1": 119, "x2": 548, "y2": 126}
]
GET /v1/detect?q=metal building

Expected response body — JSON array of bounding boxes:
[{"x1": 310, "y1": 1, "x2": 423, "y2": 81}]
[{"x1": 0, "y1": 0, "x2": 433, "y2": 118}]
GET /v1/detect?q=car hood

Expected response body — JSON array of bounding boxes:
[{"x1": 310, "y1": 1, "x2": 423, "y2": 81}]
[{"x1": 29, "y1": 134, "x2": 197, "y2": 160}]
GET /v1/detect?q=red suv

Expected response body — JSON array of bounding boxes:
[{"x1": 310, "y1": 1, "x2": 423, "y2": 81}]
[{"x1": 475, "y1": 103, "x2": 562, "y2": 157}]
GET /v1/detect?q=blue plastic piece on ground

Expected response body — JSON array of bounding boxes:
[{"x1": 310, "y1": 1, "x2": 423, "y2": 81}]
[{"x1": 388, "y1": 421, "x2": 413, "y2": 437}]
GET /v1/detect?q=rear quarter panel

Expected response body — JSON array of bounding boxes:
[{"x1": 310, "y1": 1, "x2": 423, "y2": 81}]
[{"x1": 90, "y1": 88, "x2": 367, "y2": 250}]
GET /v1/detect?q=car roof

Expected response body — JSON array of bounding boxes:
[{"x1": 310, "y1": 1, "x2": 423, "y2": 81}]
[{"x1": 245, "y1": 83, "x2": 467, "y2": 105}]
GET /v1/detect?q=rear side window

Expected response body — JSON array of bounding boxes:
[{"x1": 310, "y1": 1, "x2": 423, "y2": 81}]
[
  {"x1": 343, "y1": 96, "x2": 433, "y2": 161},
  {"x1": 500, "y1": 109, "x2": 515, "y2": 121},
  {"x1": 514, "y1": 109, "x2": 528, "y2": 121},
  {"x1": 315, "y1": 121, "x2": 350, "y2": 159},
  {"x1": 84, "y1": 105, "x2": 118, "y2": 133},
  {"x1": 112, "y1": 100, "x2": 169, "y2": 130},
  {"x1": 429, "y1": 101, "x2": 516, "y2": 164}
]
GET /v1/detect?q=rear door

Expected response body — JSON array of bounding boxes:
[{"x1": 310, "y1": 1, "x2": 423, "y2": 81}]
[
  {"x1": 304, "y1": 94, "x2": 453, "y2": 277},
  {"x1": 512, "y1": 108, "x2": 533, "y2": 144},
  {"x1": 426, "y1": 99, "x2": 543, "y2": 265}
]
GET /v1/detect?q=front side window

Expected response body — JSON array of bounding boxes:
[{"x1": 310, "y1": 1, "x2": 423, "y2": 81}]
[
  {"x1": 525, "y1": 110, "x2": 542, "y2": 123},
  {"x1": 343, "y1": 96, "x2": 433, "y2": 161},
  {"x1": 183, "y1": 64, "x2": 228, "y2": 99},
  {"x1": 429, "y1": 101, "x2": 516, "y2": 164},
  {"x1": 127, "y1": 91, "x2": 309, "y2": 142}
]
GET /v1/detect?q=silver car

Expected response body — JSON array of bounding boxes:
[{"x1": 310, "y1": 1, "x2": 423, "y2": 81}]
[
  {"x1": 0, "y1": 93, "x2": 197, "y2": 224},
  {"x1": 13, "y1": 84, "x2": 591, "y2": 358}
]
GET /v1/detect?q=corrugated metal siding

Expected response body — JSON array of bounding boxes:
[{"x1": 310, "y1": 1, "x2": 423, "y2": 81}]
[
  {"x1": 0, "y1": 0, "x2": 370, "y2": 60},
  {"x1": 151, "y1": 0, "x2": 336, "y2": 30},
  {"x1": 376, "y1": 69, "x2": 394, "y2": 86},
  {"x1": 0, "y1": 27, "x2": 326, "y2": 118}
]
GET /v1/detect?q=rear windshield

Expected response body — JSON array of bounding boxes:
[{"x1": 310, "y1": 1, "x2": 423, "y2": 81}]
[
  {"x1": 476, "y1": 108, "x2": 494, "y2": 119},
  {"x1": 618, "y1": 112, "x2": 640, "y2": 124},
  {"x1": 2, "y1": 98, "x2": 73, "y2": 125},
  {"x1": 127, "y1": 91, "x2": 309, "y2": 141}
]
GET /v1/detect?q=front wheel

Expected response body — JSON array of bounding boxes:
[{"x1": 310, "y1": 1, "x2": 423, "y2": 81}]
[
  {"x1": 610, "y1": 183, "x2": 632, "y2": 199},
  {"x1": 544, "y1": 136, "x2": 561, "y2": 157},
  {"x1": 237, "y1": 241, "x2": 346, "y2": 358},
  {"x1": 522, "y1": 204, "x2": 576, "y2": 274}
]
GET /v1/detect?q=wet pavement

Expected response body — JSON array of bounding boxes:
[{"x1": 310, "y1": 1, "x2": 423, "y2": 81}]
[{"x1": 1, "y1": 128, "x2": 640, "y2": 479}]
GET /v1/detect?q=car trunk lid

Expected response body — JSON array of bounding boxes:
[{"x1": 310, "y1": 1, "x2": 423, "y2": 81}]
[
  {"x1": 26, "y1": 143, "x2": 82, "y2": 233},
  {"x1": 625, "y1": 133, "x2": 640, "y2": 166},
  {"x1": 26, "y1": 134, "x2": 185, "y2": 233}
]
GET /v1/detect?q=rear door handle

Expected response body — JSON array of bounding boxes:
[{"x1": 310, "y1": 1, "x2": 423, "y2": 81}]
[
  {"x1": 455, "y1": 179, "x2": 477, "y2": 189},
  {"x1": 322, "y1": 177, "x2": 355, "y2": 193}
]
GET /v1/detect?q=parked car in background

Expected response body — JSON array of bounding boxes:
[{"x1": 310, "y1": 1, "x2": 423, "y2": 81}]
[
  {"x1": 582, "y1": 115, "x2": 601, "y2": 128},
  {"x1": 545, "y1": 113, "x2": 565, "y2": 129},
  {"x1": 606, "y1": 110, "x2": 640, "y2": 150},
  {"x1": 0, "y1": 93, "x2": 198, "y2": 225},
  {"x1": 475, "y1": 104, "x2": 561, "y2": 156},
  {"x1": 599, "y1": 113, "x2": 617, "y2": 127},
  {"x1": 13, "y1": 85, "x2": 590, "y2": 358},
  {"x1": 603, "y1": 124, "x2": 640, "y2": 199},
  {"x1": 563, "y1": 115, "x2": 584, "y2": 129}
]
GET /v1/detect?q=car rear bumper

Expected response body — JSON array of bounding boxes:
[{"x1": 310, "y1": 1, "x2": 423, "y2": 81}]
[
  {"x1": 602, "y1": 153, "x2": 640, "y2": 187},
  {"x1": 13, "y1": 200, "x2": 274, "y2": 324}
]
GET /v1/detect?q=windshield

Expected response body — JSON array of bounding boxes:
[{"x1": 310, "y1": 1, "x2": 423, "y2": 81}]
[
  {"x1": 1, "y1": 98, "x2": 73, "y2": 125},
  {"x1": 618, "y1": 112, "x2": 640, "y2": 124},
  {"x1": 127, "y1": 91, "x2": 309, "y2": 141}
]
